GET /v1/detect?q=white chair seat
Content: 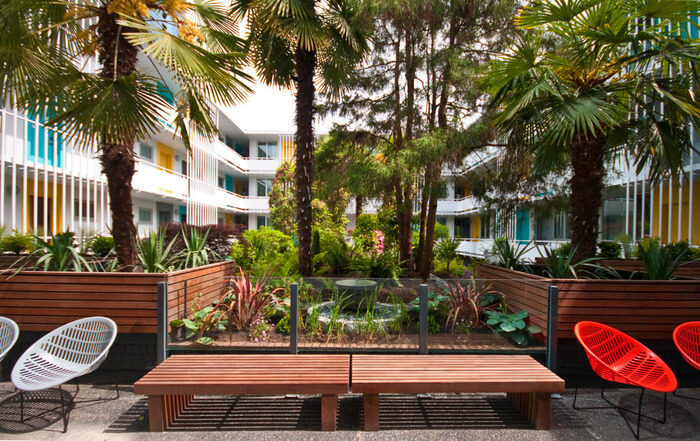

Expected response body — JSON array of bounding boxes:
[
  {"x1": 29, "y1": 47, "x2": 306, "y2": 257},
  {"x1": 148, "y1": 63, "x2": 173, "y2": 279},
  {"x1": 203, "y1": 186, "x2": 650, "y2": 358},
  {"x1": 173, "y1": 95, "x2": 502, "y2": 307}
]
[
  {"x1": 12, "y1": 317, "x2": 117, "y2": 392},
  {"x1": 0, "y1": 316, "x2": 19, "y2": 363}
]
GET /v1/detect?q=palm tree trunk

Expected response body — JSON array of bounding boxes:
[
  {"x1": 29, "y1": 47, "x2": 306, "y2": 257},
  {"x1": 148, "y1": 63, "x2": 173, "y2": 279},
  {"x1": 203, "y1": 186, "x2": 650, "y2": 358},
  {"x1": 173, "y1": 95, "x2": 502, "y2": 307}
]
[
  {"x1": 295, "y1": 46, "x2": 316, "y2": 276},
  {"x1": 569, "y1": 133, "x2": 606, "y2": 263},
  {"x1": 97, "y1": 7, "x2": 139, "y2": 269}
]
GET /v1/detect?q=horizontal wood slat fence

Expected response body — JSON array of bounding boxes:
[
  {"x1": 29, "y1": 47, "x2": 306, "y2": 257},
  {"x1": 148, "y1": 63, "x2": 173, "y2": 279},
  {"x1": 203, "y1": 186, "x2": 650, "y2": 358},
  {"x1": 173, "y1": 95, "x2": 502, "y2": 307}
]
[
  {"x1": 0, "y1": 261, "x2": 237, "y2": 334},
  {"x1": 478, "y1": 264, "x2": 700, "y2": 340}
]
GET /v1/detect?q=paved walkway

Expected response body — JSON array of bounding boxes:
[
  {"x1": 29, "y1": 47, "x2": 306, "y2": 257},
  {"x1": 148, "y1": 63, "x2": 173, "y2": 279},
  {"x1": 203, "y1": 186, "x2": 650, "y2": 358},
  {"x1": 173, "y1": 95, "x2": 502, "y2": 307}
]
[{"x1": 0, "y1": 383, "x2": 698, "y2": 440}]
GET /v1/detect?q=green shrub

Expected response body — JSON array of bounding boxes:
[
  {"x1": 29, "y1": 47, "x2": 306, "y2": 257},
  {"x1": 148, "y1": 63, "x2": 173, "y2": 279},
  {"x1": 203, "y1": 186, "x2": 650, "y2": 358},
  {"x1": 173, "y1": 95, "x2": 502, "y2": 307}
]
[
  {"x1": 312, "y1": 229, "x2": 321, "y2": 256},
  {"x1": 637, "y1": 239, "x2": 686, "y2": 280},
  {"x1": 89, "y1": 234, "x2": 114, "y2": 257},
  {"x1": 434, "y1": 258, "x2": 465, "y2": 278},
  {"x1": 232, "y1": 227, "x2": 295, "y2": 272},
  {"x1": 276, "y1": 315, "x2": 291, "y2": 334},
  {"x1": 1, "y1": 231, "x2": 34, "y2": 254},
  {"x1": 665, "y1": 240, "x2": 692, "y2": 261},
  {"x1": 349, "y1": 249, "x2": 403, "y2": 279},
  {"x1": 597, "y1": 241, "x2": 621, "y2": 260},
  {"x1": 353, "y1": 214, "x2": 381, "y2": 251},
  {"x1": 321, "y1": 233, "x2": 349, "y2": 273},
  {"x1": 551, "y1": 242, "x2": 572, "y2": 259}
]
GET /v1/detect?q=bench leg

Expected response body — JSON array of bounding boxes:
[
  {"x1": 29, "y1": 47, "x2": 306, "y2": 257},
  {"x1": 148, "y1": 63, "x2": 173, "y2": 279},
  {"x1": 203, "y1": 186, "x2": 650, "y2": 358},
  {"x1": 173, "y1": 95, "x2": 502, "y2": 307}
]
[
  {"x1": 507, "y1": 392, "x2": 551, "y2": 430},
  {"x1": 363, "y1": 393, "x2": 379, "y2": 431},
  {"x1": 321, "y1": 394, "x2": 338, "y2": 431},
  {"x1": 147, "y1": 394, "x2": 194, "y2": 431}
]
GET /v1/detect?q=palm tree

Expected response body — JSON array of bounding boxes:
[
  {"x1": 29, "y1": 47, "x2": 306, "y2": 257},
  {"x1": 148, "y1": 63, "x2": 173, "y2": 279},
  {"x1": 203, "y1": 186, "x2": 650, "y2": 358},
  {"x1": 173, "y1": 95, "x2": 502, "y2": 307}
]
[
  {"x1": 0, "y1": 0, "x2": 251, "y2": 268},
  {"x1": 487, "y1": 0, "x2": 700, "y2": 262},
  {"x1": 234, "y1": 0, "x2": 371, "y2": 276}
]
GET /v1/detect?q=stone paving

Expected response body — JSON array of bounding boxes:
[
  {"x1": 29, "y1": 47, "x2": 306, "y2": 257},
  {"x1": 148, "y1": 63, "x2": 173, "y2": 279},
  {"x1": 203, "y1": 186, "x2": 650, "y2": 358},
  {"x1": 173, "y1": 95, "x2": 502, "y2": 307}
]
[{"x1": 0, "y1": 382, "x2": 698, "y2": 440}]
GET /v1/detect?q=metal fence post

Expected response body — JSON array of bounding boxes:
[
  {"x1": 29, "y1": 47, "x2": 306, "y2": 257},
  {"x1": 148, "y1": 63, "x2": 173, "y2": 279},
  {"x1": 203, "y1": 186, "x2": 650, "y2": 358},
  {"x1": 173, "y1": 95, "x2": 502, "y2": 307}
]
[
  {"x1": 157, "y1": 281, "x2": 168, "y2": 365},
  {"x1": 419, "y1": 284, "x2": 428, "y2": 354},
  {"x1": 547, "y1": 285, "x2": 559, "y2": 373},
  {"x1": 290, "y1": 283, "x2": 298, "y2": 354}
]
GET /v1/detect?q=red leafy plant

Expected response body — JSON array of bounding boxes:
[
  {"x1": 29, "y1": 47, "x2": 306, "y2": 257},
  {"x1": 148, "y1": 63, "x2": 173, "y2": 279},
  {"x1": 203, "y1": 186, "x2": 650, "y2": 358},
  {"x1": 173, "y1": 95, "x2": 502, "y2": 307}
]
[
  {"x1": 226, "y1": 264, "x2": 286, "y2": 331},
  {"x1": 445, "y1": 275, "x2": 495, "y2": 331}
]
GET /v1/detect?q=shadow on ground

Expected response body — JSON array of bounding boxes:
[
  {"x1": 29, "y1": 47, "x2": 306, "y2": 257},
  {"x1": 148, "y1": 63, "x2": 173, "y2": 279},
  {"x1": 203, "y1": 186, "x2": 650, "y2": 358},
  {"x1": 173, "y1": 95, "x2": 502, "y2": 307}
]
[
  {"x1": 106, "y1": 393, "x2": 542, "y2": 433},
  {"x1": 0, "y1": 388, "x2": 74, "y2": 434}
]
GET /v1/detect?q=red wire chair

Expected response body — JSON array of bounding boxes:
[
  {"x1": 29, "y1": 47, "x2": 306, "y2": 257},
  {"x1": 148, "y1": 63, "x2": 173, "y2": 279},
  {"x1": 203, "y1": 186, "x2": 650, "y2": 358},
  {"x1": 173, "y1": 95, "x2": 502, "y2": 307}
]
[
  {"x1": 574, "y1": 321, "x2": 677, "y2": 439},
  {"x1": 673, "y1": 321, "x2": 700, "y2": 371}
]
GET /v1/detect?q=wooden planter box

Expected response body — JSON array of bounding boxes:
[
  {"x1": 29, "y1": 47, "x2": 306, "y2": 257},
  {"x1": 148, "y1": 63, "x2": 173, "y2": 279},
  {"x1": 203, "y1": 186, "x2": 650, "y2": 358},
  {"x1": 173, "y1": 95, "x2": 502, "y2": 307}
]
[
  {"x1": 477, "y1": 264, "x2": 700, "y2": 341},
  {"x1": 0, "y1": 261, "x2": 238, "y2": 334}
]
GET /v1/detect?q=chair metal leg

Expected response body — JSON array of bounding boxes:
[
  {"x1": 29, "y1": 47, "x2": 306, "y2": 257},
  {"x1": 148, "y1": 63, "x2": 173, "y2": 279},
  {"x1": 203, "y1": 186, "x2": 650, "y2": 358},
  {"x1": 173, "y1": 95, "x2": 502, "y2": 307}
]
[{"x1": 58, "y1": 385, "x2": 69, "y2": 433}]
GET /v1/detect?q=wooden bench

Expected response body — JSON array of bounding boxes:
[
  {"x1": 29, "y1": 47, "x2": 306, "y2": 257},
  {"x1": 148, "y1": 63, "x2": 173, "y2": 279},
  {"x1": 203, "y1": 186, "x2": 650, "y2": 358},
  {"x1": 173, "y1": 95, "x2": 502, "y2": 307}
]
[
  {"x1": 352, "y1": 354, "x2": 565, "y2": 431},
  {"x1": 133, "y1": 354, "x2": 350, "y2": 432}
]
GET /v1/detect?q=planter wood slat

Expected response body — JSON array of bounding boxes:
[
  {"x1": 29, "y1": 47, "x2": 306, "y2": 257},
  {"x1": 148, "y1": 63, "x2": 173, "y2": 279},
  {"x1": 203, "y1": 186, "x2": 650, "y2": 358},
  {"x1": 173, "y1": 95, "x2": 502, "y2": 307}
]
[{"x1": 477, "y1": 264, "x2": 700, "y2": 341}]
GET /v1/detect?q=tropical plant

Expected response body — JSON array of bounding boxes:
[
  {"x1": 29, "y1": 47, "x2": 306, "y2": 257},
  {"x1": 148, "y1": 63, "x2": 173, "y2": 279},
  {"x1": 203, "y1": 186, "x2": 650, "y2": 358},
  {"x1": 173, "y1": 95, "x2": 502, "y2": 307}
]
[
  {"x1": 487, "y1": 0, "x2": 700, "y2": 263},
  {"x1": 321, "y1": 234, "x2": 350, "y2": 274},
  {"x1": 637, "y1": 239, "x2": 686, "y2": 280},
  {"x1": 445, "y1": 277, "x2": 493, "y2": 331},
  {"x1": 25, "y1": 231, "x2": 94, "y2": 272},
  {"x1": 179, "y1": 226, "x2": 214, "y2": 269},
  {"x1": 1, "y1": 0, "x2": 251, "y2": 268},
  {"x1": 538, "y1": 244, "x2": 597, "y2": 279},
  {"x1": 491, "y1": 237, "x2": 532, "y2": 271},
  {"x1": 135, "y1": 229, "x2": 178, "y2": 273},
  {"x1": 226, "y1": 265, "x2": 286, "y2": 331},
  {"x1": 236, "y1": 0, "x2": 371, "y2": 276},
  {"x1": 435, "y1": 237, "x2": 460, "y2": 275},
  {"x1": 485, "y1": 310, "x2": 541, "y2": 346},
  {"x1": 170, "y1": 304, "x2": 227, "y2": 346},
  {"x1": 434, "y1": 258, "x2": 466, "y2": 278}
]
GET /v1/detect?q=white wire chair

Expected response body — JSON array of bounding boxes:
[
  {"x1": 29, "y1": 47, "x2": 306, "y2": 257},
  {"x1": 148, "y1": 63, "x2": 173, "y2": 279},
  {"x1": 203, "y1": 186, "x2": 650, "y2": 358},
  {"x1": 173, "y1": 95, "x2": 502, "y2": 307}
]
[
  {"x1": 0, "y1": 316, "x2": 19, "y2": 363},
  {"x1": 11, "y1": 316, "x2": 118, "y2": 432}
]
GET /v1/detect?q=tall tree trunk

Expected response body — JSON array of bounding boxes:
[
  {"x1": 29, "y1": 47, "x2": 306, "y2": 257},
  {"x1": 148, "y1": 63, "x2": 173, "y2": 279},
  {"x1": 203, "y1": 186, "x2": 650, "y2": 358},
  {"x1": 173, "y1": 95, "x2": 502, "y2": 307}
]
[
  {"x1": 355, "y1": 194, "x2": 363, "y2": 220},
  {"x1": 570, "y1": 133, "x2": 606, "y2": 263},
  {"x1": 97, "y1": 8, "x2": 139, "y2": 269},
  {"x1": 419, "y1": 188, "x2": 439, "y2": 280},
  {"x1": 295, "y1": 46, "x2": 317, "y2": 276}
]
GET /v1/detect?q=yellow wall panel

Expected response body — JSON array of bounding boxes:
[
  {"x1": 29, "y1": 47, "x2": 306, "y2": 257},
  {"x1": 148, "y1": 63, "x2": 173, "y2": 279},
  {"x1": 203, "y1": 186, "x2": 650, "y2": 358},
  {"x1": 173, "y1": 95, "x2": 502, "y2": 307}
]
[
  {"x1": 651, "y1": 181, "x2": 700, "y2": 244},
  {"x1": 25, "y1": 179, "x2": 64, "y2": 235},
  {"x1": 157, "y1": 142, "x2": 174, "y2": 171},
  {"x1": 472, "y1": 216, "x2": 480, "y2": 239}
]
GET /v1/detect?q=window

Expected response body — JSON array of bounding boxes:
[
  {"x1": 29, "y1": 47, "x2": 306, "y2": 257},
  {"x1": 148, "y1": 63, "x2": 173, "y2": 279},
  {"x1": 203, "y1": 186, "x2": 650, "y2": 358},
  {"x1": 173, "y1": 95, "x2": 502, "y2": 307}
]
[
  {"x1": 480, "y1": 215, "x2": 491, "y2": 239},
  {"x1": 257, "y1": 142, "x2": 277, "y2": 159},
  {"x1": 257, "y1": 216, "x2": 268, "y2": 229},
  {"x1": 218, "y1": 176, "x2": 224, "y2": 188},
  {"x1": 257, "y1": 179, "x2": 273, "y2": 197},
  {"x1": 139, "y1": 143, "x2": 153, "y2": 161},
  {"x1": 138, "y1": 208, "x2": 152, "y2": 224},
  {"x1": 73, "y1": 200, "x2": 95, "y2": 220}
]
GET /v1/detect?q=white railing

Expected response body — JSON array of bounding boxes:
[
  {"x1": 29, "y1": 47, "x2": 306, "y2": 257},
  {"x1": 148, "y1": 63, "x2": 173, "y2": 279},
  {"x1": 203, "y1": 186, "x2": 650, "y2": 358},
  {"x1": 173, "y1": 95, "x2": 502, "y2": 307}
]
[
  {"x1": 132, "y1": 162, "x2": 188, "y2": 199},
  {"x1": 457, "y1": 238, "x2": 570, "y2": 262},
  {"x1": 214, "y1": 140, "x2": 281, "y2": 174},
  {"x1": 215, "y1": 188, "x2": 269, "y2": 213}
]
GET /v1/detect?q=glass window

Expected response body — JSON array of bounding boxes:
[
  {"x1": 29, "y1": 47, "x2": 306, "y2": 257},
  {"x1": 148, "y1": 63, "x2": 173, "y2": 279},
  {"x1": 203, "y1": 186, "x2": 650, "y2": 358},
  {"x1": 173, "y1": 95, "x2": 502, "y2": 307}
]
[
  {"x1": 257, "y1": 142, "x2": 277, "y2": 159},
  {"x1": 73, "y1": 200, "x2": 95, "y2": 220},
  {"x1": 257, "y1": 216, "x2": 267, "y2": 229},
  {"x1": 257, "y1": 179, "x2": 273, "y2": 196},
  {"x1": 139, "y1": 143, "x2": 153, "y2": 160},
  {"x1": 138, "y1": 208, "x2": 152, "y2": 224},
  {"x1": 218, "y1": 176, "x2": 224, "y2": 188},
  {"x1": 480, "y1": 215, "x2": 491, "y2": 239}
]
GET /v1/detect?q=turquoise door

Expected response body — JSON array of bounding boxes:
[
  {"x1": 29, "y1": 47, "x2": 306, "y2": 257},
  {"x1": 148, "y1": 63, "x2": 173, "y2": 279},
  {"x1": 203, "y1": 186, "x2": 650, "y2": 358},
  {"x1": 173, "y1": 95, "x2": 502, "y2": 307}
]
[{"x1": 516, "y1": 208, "x2": 530, "y2": 241}]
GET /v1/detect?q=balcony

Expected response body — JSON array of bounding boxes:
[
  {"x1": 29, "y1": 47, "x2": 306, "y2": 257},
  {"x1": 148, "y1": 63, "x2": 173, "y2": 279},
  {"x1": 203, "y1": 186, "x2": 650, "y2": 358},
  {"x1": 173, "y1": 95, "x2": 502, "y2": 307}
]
[
  {"x1": 215, "y1": 188, "x2": 269, "y2": 213},
  {"x1": 437, "y1": 196, "x2": 480, "y2": 215},
  {"x1": 214, "y1": 140, "x2": 280, "y2": 174},
  {"x1": 132, "y1": 162, "x2": 188, "y2": 199}
]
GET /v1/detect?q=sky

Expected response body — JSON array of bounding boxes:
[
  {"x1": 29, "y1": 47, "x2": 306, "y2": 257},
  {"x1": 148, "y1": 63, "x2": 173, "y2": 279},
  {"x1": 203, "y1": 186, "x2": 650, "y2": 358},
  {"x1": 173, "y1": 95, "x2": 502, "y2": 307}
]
[{"x1": 222, "y1": 82, "x2": 336, "y2": 135}]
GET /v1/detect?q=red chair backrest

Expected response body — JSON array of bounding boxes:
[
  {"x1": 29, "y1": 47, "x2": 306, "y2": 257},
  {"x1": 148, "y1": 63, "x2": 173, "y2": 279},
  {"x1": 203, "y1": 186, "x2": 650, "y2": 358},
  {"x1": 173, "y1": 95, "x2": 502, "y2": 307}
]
[
  {"x1": 673, "y1": 321, "x2": 700, "y2": 371},
  {"x1": 574, "y1": 321, "x2": 677, "y2": 393}
]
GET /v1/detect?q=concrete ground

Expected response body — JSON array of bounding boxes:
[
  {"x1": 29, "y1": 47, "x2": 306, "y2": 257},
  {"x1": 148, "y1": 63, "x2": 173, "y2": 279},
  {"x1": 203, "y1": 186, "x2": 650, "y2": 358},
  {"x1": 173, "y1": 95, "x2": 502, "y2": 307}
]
[{"x1": 0, "y1": 382, "x2": 698, "y2": 441}]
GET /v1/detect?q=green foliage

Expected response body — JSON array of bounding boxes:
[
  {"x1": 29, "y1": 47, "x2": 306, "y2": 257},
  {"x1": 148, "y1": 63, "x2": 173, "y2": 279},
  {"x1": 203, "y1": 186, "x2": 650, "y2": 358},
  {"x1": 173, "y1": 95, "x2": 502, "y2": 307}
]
[
  {"x1": 538, "y1": 244, "x2": 596, "y2": 279},
  {"x1": 320, "y1": 233, "x2": 349, "y2": 273},
  {"x1": 232, "y1": 227, "x2": 296, "y2": 274},
  {"x1": 435, "y1": 236, "x2": 459, "y2": 261},
  {"x1": 268, "y1": 162, "x2": 297, "y2": 235},
  {"x1": 248, "y1": 316, "x2": 275, "y2": 343},
  {"x1": 408, "y1": 291, "x2": 449, "y2": 313},
  {"x1": 617, "y1": 233, "x2": 633, "y2": 259},
  {"x1": 636, "y1": 239, "x2": 686, "y2": 280},
  {"x1": 24, "y1": 231, "x2": 94, "y2": 272},
  {"x1": 353, "y1": 214, "x2": 381, "y2": 251},
  {"x1": 434, "y1": 258, "x2": 466, "y2": 278},
  {"x1": 597, "y1": 241, "x2": 622, "y2": 260},
  {"x1": 276, "y1": 314, "x2": 291, "y2": 334},
  {"x1": 89, "y1": 235, "x2": 114, "y2": 258},
  {"x1": 179, "y1": 226, "x2": 214, "y2": 269},
  {"x1": 1, "y1": 231, "x2": 34, "y2": 254},
  {"x1": 485, "y1": 310, "x2": 541, "y2": 346},
  {"x1": 492, "y1": 237, "x2": 532, "y2": 271},
  {"x1": 665, "y1": 241, "x2": 694, "y2": 261},
  {"x1": 170, "y1": 305, "x2": 227, "y2": 346},
  {"x1": 136, "y1": 229, "x2": 178, "y2": 273},
  {"x1": 348, "y1": 249, "x2": 403, "y2": 279},
  {"x1": 226, "y1": 265, "x2": 286, "y2": 331}
]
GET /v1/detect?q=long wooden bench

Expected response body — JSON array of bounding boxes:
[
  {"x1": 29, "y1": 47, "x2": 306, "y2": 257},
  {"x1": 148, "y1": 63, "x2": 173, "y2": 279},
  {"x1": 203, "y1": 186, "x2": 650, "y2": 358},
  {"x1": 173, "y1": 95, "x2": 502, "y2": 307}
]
[
  {"x1": 133, "y1": 354, "x2": 350, "y2": 431},
  {"x1": 351, "y1": 354, "x2": 565, "y2": 431}
]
